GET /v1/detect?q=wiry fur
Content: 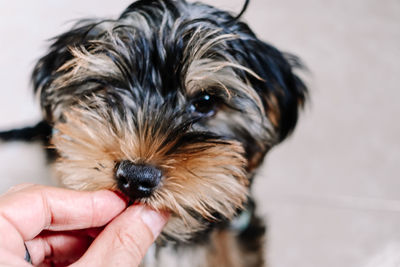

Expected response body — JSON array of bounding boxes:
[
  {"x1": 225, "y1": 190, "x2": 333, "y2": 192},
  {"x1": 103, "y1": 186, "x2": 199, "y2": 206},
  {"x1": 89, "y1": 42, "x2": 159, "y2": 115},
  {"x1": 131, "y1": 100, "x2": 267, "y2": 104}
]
[
  {"x1": 53, "y1": 100, "x2": 248, "y2": 239},
  {"x1": 0, "y1": 0, "x2": 308, "y2": 266}
]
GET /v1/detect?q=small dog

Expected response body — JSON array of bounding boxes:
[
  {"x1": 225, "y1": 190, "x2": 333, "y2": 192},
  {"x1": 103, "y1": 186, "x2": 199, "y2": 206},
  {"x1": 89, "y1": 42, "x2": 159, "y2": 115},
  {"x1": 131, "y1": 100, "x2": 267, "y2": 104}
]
[{"x1": 0, "y1": 0, "x2": 307, "y2": 266}]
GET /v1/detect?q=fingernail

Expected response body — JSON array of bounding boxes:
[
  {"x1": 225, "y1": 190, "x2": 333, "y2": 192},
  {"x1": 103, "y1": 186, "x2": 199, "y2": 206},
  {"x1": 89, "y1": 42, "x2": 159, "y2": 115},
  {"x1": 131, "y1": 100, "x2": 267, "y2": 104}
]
[{"x1": 140, "y1": 206, "x2": 169, "y2": 239}]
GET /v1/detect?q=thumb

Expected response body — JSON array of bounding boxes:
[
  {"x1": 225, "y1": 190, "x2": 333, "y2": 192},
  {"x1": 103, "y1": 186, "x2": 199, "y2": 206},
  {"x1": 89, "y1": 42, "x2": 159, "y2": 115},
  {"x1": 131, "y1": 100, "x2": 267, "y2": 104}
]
[{"x1": 72, "y1": 205, "x2": 169, "y2": 267}]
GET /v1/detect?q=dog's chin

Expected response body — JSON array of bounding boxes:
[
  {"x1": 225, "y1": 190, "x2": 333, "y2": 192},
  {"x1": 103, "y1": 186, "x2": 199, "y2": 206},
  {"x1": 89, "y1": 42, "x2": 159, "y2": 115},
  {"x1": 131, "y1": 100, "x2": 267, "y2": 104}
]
[
  {"x1": 150, "y1": 205, "x2": 242, "y2": 243},
  {"x1": 129, "y1": 188, "x2": 248, "y2": 242}
]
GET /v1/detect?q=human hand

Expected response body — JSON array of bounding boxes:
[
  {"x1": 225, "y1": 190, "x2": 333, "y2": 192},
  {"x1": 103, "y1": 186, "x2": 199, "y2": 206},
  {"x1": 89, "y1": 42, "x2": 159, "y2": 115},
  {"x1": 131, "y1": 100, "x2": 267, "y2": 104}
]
[{"x1": 0, "y1": 184, "x2": 169, "y2": 266}]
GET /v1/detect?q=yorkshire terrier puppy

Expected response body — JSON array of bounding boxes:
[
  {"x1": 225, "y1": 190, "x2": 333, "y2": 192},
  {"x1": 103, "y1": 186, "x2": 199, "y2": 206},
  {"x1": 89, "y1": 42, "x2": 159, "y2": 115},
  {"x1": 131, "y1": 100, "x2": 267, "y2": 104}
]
[{"x1": 0, "y1": 0, "x2": 307, "y2": 266}]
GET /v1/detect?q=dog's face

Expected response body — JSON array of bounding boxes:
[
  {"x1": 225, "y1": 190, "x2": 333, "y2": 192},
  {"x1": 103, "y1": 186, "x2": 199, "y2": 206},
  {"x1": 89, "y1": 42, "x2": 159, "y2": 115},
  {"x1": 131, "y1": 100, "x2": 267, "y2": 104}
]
[{"x1": 32, "y1": 0, "x2": 307, "y2": 240}]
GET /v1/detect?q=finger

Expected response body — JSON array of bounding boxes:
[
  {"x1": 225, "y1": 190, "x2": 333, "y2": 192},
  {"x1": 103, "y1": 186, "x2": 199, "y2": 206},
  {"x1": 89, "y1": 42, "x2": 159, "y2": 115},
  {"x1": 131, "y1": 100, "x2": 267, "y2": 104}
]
[
  {"x1": 3, "y1": 183, "x2": 35, "y2": 194},
  {"x1": 26, "y1": 231, "x2": 95, "y2": 265},
  {"x1": 0, "y1": 185, "x2": 127, "y2": 241},
  {"x1": 72, "y1": 205, "x2": 169, "y2": 267},
  {"x1": 0, "y1": 249, "x2": 32, "y2": 267}
]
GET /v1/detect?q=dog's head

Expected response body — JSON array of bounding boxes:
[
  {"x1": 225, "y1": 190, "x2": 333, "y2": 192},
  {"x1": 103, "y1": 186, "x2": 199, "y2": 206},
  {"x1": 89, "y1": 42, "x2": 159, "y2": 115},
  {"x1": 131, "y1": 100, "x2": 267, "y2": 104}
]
[{"x1": 32, "y1": 0, "x2": 307, "y2": 240}]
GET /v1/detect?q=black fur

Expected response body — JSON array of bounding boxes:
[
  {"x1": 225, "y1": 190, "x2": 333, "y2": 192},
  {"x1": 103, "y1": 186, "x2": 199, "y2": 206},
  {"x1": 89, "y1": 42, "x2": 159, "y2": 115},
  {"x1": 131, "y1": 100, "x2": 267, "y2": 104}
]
[
  {"x1": 0, "y1": 121, "x2": 51, "y2": 143},
  {"x1": 0, "y1": 1, "x2": 308, "y2": 265},
  {"x1": 31, "y1": 0, "x2": 307, "y2": 144}
]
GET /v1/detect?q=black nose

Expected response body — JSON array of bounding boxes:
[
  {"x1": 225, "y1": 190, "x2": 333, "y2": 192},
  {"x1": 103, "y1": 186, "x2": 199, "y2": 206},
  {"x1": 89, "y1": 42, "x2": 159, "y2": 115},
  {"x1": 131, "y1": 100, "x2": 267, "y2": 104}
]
[{"x1": 115, "y1": 161, "x2": 162, "y2": 199}]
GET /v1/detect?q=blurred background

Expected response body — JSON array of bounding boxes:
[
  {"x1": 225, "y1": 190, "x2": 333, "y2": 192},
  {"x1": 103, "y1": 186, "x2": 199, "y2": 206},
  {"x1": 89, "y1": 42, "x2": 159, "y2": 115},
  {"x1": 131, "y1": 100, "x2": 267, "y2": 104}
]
[{"x1": 0, "y1": 0, "x2": 399, "y2": 266}]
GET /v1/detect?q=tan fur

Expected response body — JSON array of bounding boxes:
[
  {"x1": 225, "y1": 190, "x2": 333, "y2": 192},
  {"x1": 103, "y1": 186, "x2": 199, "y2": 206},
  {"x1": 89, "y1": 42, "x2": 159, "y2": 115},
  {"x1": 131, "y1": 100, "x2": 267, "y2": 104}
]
[
  {"x1": 52, "y1": 101, "x2": 249, "y2": 239},
  {"x1": 184, "y1": 31, "x2": 264, "y2": 111},
  {"x1": 265, "y1": 93, "x2": 280, "y2": 128},
  {"x1": 141, "y1": 227, "x2": 264, "y2": 267},
  {"x1": 207, "y1": 230, "x2": 243, "y2": 267},
  {"x1": 208, "y1": 228, "x2": 265, "y2": 267},
  {"x1": 22, "y1": 2, "x2": 309, "y2": 266},
  {"x1": 43, "y1": 28, "x2": 275, "y2": 240}
]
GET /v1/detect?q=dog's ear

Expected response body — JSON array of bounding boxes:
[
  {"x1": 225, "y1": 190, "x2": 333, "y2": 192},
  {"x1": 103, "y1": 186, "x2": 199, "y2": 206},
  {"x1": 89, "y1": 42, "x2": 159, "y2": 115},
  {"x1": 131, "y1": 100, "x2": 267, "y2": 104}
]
[
  {"x1": 233, "y1": 37, "x2": 308, "y2": 142},
  {"x1": 31, "y1": 21, "x2": 103, "y2": 119}
]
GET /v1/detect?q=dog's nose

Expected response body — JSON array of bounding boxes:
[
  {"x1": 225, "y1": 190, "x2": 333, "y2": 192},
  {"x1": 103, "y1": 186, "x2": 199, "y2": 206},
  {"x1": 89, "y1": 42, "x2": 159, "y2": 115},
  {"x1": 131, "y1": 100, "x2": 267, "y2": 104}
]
[{"x1": 115, "y1": 161, "x2": 162, "y2": 199}]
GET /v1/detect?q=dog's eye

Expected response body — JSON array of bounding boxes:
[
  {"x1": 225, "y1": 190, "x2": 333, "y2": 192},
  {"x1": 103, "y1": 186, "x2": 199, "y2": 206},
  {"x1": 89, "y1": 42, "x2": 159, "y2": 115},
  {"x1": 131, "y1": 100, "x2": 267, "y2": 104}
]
[{"x1": 189, "y1": 94, "x2": 218, "y2": 117}]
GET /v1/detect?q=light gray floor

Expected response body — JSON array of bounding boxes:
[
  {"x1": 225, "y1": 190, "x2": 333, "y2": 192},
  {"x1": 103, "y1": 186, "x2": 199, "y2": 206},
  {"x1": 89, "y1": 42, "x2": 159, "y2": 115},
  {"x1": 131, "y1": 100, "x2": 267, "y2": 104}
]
[{"x1": 0, "y1": 1, "x2": 399, "y2": 266}]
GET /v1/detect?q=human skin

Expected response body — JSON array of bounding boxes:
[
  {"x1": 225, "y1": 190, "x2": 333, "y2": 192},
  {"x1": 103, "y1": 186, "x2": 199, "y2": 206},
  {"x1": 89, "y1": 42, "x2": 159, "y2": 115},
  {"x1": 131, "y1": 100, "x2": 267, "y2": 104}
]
[{"x1": 0, "y1": 184, "x2": 168, "y2": 266}]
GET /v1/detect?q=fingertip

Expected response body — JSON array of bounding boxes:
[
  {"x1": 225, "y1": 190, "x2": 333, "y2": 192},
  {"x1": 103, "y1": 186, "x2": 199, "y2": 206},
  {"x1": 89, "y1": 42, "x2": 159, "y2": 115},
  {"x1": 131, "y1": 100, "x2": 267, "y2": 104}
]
[
  {"x1": 115, "y1": 204, "x2": 169, "y2": 241},
  {"x1": 71, "y1": 205, "x2": 169, "y2": 266},
  {"x1": 93, "y1": 190, "x2": 128, "y2": 207},
  {"x1": 140, "y1": 206, "x2": 169, "y2": 240},
  {"x1": 90, "y1": 190, "x2": 128, "y2": 224},
  {"x1": 110, "y1": 190, "x2": 131, "y2": 205}
]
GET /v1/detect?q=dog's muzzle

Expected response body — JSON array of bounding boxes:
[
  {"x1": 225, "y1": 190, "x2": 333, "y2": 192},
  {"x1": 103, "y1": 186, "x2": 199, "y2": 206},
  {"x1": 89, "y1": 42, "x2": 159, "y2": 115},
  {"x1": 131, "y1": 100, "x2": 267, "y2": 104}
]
[{"x1": 115, "y1": 160, "x2": 162, "y2": 199}]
